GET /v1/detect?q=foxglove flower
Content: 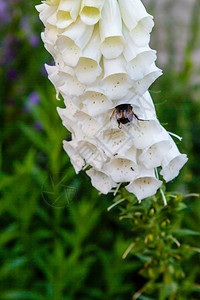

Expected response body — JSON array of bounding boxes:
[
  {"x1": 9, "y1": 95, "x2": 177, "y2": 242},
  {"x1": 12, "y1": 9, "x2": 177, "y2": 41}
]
[{"x1": 37, "y1": 0, "x2": 188, "y2": 201}]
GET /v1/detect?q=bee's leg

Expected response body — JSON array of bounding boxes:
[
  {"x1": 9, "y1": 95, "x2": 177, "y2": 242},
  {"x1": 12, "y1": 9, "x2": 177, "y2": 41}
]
[
  {"x1": 133, "y1": 112, "x2": 148, "y2": 122},
  {"x1": 110, "y1": 109, "x2": 116, "y2": 120},
  {"x1": 117, "y1": 120, "x2": 121, "y2": 129}
]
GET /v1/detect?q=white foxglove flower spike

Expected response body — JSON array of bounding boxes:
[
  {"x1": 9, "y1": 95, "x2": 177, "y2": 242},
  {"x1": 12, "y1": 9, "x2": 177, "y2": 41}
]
[{"x1": 37, "y1": 0, "x2": 188, "y2": 202}]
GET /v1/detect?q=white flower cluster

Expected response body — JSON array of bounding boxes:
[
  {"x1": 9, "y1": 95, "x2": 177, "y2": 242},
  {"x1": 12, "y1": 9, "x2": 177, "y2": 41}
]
[{"x1": 36, "y1": 0, "x2": 188, "y2": 201}]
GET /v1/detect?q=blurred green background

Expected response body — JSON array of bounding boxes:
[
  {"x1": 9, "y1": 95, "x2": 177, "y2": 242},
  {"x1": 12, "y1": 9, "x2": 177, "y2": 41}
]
[{"x1": 1, "y1": 1, "x2": 200, "y2": 299}]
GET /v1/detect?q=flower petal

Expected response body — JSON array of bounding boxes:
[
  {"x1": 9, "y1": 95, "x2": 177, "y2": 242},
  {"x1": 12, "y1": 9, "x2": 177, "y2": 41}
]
[
  {"x1": 126, "y1": 177, "x2": 162, "y2": 201},
  {"x1": 63, "y1": 140, "x2": 85, "y2": 173},
  {"x1": 129, "y1": 17, "x2": 154, "y2": 47},
  {"x1": 45, "y1": 64, "x2": 64, "y2": 99},
  {"x1": 36, "y1": 3, "x2": 57, "y2": 26},
  {"x1": 56, "y1": 18, "x2": 94, "y2": 67},
  {"x1": 76, "y1": 140, "x2": 107, "y2": 169},
  {"x1": 86, "y1": 168, "x2": 117, "y2": 194},
  {"x1": 101, "y1": 55, "x2": 132, "y2": 99},
  {"x1": 58, "y1": 71, "x2": 86, "y2": 97},
  {"x1": 118, "y1": 0, "x2": 152, "y2": 31},
  {"x1": 96, "y1": 129, "x2": 132, "y2": 158},
  {"x1": 160, "y1": 137, "x2": 188, "y2": 182},
  {"x1": 99, "y1": 0, "x2": 123, "y2": 59},
  {"x1": 80, "y1": 0, "x2": 105, "y2": 25},
  {"x1": 73, "y1": 111, "x2": 101, "y2": 137},
  {"x1": 139, "y1": 140, "x2": 172, "y2": 169},
  {"x1": 126, "y1": 120, "x2": 162, "y2": 149},
  {"x1": 126, "y1": 51, "x2": 157, "y2": 81},
  {"x1": 103, "y1": 158, "x2": 139, "y2": 182},
  {"x1": 56, "y1": 0, "x2": 81, "y2": 29},
  {"x1": 79, "y1": 90, "x2": 113, "y2": 116},
  {"x1": 133, "y1": 64, "x2": 162, "y2": 94}
]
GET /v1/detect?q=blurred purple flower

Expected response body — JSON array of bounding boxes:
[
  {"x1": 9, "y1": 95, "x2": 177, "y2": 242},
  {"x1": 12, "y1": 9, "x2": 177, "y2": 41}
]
[
  {"x1": 7, "y1": 69, "x2": 17, "y2": 80},
  {"x1": 1, "y1": 36, "x2": 19, "y2": 65},
  {"x1": 24, "y1": 91, "x2": 41, "y2": 112},
  {"x1": 0, "y1": 0, "x2": 10, "y2": 23},
  {"x1": 34, "y1": 121, "x2": 43, "y2": 131},
  {"x1": 20, "y1": 16, "x2": 30, "y2": 31},
  {"x1": 29, "y1": 35, "x2": 39, "y2": 47},
  {"x1": 29, "y1": 91, "x2": 40, "y2": 105}
]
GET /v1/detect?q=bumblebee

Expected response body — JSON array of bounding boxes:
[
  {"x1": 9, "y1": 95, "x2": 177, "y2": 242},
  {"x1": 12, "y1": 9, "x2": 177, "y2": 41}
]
[{"x1": 111, "y1": 104, "x2": 146, "y2": 128}]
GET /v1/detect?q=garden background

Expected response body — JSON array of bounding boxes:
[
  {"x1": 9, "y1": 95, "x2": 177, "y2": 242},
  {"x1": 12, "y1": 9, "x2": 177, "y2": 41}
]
[{"x1": 1, "y1": 0, "x2": 200, "y2": 299}]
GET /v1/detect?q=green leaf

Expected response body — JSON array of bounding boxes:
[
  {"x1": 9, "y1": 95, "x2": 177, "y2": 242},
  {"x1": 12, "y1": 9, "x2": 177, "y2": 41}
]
[
  {"x1": 173, "y1": 229, "x2": 200, "y2": 236},
  {"x1": 0, "y1": 291, "x2": 42, "y2": 300},
  {"x1": 20, "y1": 124, "x2": 48, "y2": 153}
]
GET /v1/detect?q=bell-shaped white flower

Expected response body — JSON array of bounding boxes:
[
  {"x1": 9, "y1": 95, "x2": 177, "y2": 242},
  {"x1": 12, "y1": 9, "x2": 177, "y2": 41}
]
[
  {"x1": 126, "y1": 120, "x2": 162, "y2": 150},
  {"x1": 160, "y1": 138, "x2": 188, "y2": 182},
  {"x1": 41, "y1": 26, "x2": 59, "y2": 61},
  {"x1": 96, "y1": 128, "x2": 132, "y2": 158},
  {"x1": 56, "y1": 0, "x2": 81, "y2": 29},
  {"x1": 132, "y1": 64, "x2": 162, "y2": 95},
  {"x1": 139, "y1": 140, "x2": 172, "y2": 169},
  {"x1": 57, "y1": 101, "x2": 86, "y2": 141},
  {"x1": 45, "y1": 64, "x2": 65, "y2": 99},
  {"x1": 80, "y1": 0, "x2": 105, "y2": 25},
  {"x1": 126, "y1": 166, "x2": 162, "y2": 201},
  {"x1": 129, "y1": 17, "x2": 154, "y2": 47},
  {"x1": 36, "y1": 3, "x2": 57, "y2": 27},
  {"x1": 74, "y1": 140, "x2": 107, "y2": 170},
  {"x1": 63, "y1": 140, "x2": 85, "y2": 173},
  {"x1": 101, "y1": 55, "x2": 132, "y2": 99},
  {"x1": 78, "y1": 89, "x2": 113, "y2": 117},
  {"x1": 103, "y1": 158, "x2": 139, "y2": 182},
  {"x1": 58, "y1": 68, "x2": 86, "y2": 97},
  {"x1": 99, "y1": 0, "x2": 123, "y2": 59},
  {"x1": 118, "y1": 0, "x2": 154, "y2": 46},
  {"x1": 86, "y1": 168, "x2": 117, "y2": 194},
  {"x1": 74, "y1": 26, "x2": 102, "y2": 84},
  {"x1": 56, "y1": 18, "x2": 94, "y2": 67},
  {"x1": 118, "y1": 0, "x2": 152, "y2": 31},
  {"x1": 123, "y1": 25, "x2": 148, "y2": 61},
  {"x1": 73, "y1": 111, "x2": 101, "y2": 137},
  {"x1": 126, "y1": 51, "x2": 157, "y2": 81}
]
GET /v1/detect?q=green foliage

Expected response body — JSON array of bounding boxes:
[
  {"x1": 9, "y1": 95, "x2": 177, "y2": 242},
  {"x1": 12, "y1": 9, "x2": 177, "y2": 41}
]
[
  {"x1": 1, "y1": 1, "x2": 200, "y2": 299},
  {"x1": 114, "y1": 189, "x2": 200, "y2": 299}
]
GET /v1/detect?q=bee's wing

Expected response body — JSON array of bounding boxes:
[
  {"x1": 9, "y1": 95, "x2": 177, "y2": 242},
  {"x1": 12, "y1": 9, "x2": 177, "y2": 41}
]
[{"x1": 124, "y1": 109, "x2": 134, "y2": 122}]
